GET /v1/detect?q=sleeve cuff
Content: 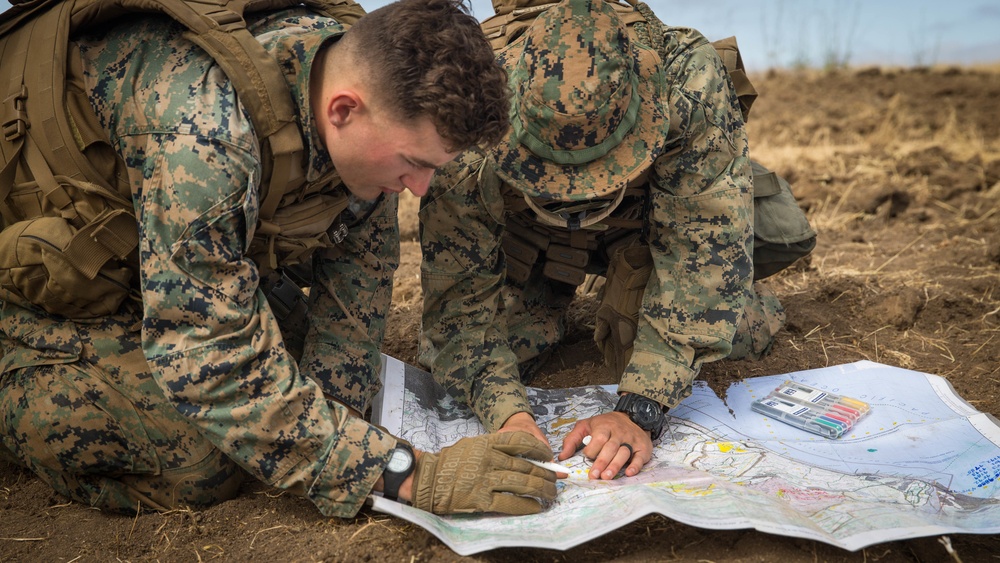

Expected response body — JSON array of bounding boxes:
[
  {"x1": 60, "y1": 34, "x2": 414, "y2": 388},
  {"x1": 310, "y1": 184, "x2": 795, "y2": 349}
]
[
  {"x1": 306, "y1": 416, "x2": 396, "y2": 517},
  {"x1": 619, "y1": 350, "x2": 698, "y2": 410},
  {"x1": 475, "y1": 389, "x2": 533, "y2": 433}
]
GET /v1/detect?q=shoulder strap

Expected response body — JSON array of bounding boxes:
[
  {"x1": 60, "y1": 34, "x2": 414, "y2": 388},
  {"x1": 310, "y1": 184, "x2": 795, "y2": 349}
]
[
  {"x1": 2, "y1": 0, "x2": 364, "y2": 224},
  {"x1": 71, "y1": 0, "x2": 363, "y2": 223},
  {"x1": 1, "y1": 0, "x2": 364, "y2": 285},
  {"x1": 481, "y1": 1, "x2": 556, "y2": 50},
  {"x1": 710, "y1": 36, "x2": 757, "y2": 120},
  {"x1": 2, "y1": 0, "x2": 105, "y2": 228}
]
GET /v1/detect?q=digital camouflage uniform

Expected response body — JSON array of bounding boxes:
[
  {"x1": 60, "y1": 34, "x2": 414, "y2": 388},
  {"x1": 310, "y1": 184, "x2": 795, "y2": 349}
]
[
  {"x1": 419, "y1": 0, "x2": 784, "y2": 432},
  {"x1": 0, "y1": 9, "x2": 398, "y2": 517}
]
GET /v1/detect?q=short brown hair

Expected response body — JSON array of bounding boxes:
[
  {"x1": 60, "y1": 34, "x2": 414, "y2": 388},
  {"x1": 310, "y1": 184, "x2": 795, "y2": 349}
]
[{"x1": 343, "y1": 0, "x2": 510, "y2": 150}]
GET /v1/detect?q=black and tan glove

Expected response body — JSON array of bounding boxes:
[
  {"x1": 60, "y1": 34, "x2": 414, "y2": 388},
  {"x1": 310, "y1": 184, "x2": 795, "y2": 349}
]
[{"x1": 411, "y1": 431, "x2": 557, "y2": 515}]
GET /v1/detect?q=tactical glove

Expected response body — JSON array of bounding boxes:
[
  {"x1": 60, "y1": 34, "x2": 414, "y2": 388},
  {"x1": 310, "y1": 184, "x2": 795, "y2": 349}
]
[
  {"x1": 411, "y1": 431, "x2": 557, "y2": 515},
  {"x1": 594, "y1": 245, "x2": 653, "y2": 376}
]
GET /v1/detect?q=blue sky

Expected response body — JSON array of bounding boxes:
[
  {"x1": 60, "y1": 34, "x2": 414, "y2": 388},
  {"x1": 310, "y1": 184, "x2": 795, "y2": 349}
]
[{"x1": 3, "y1": 0, "x2": 999, "y2": 70}]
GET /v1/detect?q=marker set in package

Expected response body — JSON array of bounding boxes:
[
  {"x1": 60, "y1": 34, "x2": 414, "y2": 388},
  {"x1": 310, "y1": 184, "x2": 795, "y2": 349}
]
[{"x1": 751, "y1": 381, "x2": 871, "y2": 439}]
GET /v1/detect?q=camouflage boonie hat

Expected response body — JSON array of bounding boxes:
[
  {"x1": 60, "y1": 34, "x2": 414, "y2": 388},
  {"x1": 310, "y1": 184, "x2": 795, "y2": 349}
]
[{"x1": 491, "y1": 0, "x2": 669, "y2": 203}]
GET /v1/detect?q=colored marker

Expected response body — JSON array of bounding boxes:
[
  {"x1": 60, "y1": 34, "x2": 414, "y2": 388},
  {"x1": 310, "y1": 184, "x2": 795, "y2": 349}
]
[
  {"x1": 839, "y1": 396, "x2": 871, "y2": 413},
  {"x1": 817, "y1": 414, "x2": 847, "y2": 432},
  {"x1": 751, "y1": 381, "x2": 872, "y2": 439},
  {"x1": 752, "y1": 396, "x2": 841, "y2": 438},
  {"x1": 822, "y1": 411, "x2": 852, "y2": 425},
  {"x1": 830, "y1": 403, "x2": 862, "y2": 419},
  {"x1": 814, "y1": 416, "x2": 844, "y2": 434},
  {"x1": 770, "y1": 382, "x2": 871, "y2": 427}
]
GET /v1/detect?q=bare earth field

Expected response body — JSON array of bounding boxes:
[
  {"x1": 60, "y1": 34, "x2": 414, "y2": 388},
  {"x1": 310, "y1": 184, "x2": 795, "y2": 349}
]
[{"x1": 2, "y1": 66, "x2": 999, "y2": 562}]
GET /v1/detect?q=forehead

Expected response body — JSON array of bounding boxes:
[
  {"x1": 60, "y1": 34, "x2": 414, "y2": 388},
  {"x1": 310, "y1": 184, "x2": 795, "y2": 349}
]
[{"x1": 389, "y1": 115, "x2": 460, "y2": 166}]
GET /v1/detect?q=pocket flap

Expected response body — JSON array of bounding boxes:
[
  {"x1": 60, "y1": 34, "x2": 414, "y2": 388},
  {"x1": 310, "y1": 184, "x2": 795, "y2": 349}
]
[{"x1": 0, "y1": 304, "x2": 82, "y2": 374}]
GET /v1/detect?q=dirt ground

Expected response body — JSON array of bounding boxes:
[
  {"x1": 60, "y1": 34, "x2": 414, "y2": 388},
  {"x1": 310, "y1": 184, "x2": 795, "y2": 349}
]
[{"x1": 3, "y1": 66, "x2": 1000, "y2": 562}]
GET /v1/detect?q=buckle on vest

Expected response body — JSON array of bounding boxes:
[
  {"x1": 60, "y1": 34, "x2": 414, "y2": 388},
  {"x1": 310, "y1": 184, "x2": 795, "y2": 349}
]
[
  {"x1": 266, "y1": 272, "x2": 306, "y2": 322},
  {"x1": 330, "y1": 223, "x2": 348, "y2": 244},
  {"x1": 2, "y1": 85, "x2": 28, "y2": 142},
  {"x1": 203, "y1": 8, "x2": 246, "y2": 31}
]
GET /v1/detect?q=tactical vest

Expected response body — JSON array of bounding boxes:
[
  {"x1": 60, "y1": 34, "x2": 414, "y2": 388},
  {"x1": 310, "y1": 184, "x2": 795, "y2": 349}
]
[
  {"x1": 0, "y1": 0, "x2": 362, "y2": 318},
  {"x1": 485, "y1": 0, "x2": 815, "y2": 286},
  {"x1": 499, "y1": 167, "x2": 649, "y2": 286}
]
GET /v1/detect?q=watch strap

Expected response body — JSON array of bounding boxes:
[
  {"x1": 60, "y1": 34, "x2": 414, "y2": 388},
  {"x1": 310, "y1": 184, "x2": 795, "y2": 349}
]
[{"x1": 382, "y1": 442, "x2": 415, "y2": 502}]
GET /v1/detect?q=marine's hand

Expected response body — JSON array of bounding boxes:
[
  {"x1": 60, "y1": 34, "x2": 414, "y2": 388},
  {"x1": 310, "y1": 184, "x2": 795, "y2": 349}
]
[
  {"x1": 499, "y1": 411, "x2": 548, "y2": 445},
  {"x1": 411, "y1": 431, "x2": 558, "y2": 515},
  {"x1": 558, "y1": 412, "x2": 652, "y2": 479}
]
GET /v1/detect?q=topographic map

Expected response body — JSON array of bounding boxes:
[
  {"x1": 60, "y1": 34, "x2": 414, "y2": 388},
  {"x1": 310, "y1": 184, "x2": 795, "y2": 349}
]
[{"x1": 370, "y1": 357, "x2": 1000, "y2": 556}]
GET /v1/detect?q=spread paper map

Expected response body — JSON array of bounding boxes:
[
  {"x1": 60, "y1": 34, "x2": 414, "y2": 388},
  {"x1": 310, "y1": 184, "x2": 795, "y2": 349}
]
[{"x1": 370, "y1": 356, "x2": 1000, "y2": 556}]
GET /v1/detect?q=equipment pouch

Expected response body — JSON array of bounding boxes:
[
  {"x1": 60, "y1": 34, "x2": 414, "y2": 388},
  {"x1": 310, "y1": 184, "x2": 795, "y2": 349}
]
[
  {"x1": 501, "y1": 232, "x2": 537, "y2": 285},
  {"x1": 751, "y1": 161, "x2": 817, "y2": 280},
  {"x1": 0, "y1": 215, "x2": 133, "y2": 318},
  {"x1": 542, "y1": 260, "x2": 586, "y2": 286},
  {"x1": 248, "y1": 192, "x2": 349, "y2": 272},
  {"x1": 501, "y1": 231, "x2": 540, "y2": 269},
  {"x1": 505, "y1": 257, "x2": 532, "y2": 285},
  {"x1": 545, "y1": 243, "x2": 589, "y2": 268},
  {"x1": 594, "y1": 244, "x2": 652, "y2": 376}
]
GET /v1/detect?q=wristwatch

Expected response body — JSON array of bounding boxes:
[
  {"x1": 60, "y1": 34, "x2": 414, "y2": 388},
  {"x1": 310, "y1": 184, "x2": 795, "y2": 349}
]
[
  {"x1": 381, "y1": 442, "x2": 415, "y2": 502},
  {"x1": 614, "y1": 393, "x2": 667, "y2": 441}
]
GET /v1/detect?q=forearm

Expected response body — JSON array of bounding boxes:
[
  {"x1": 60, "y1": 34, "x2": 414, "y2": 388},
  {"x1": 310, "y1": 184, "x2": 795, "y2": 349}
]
[
  {"x1": 143, "y1": 234, "x2": 396, "y2": 517},
  {"x1": 299, "y1": 194, "x2": 399, "y2": 414},
  {"x1": 420, "y1": 264, "x2": 532, "y2": 431},
  {"x1": 419, "y1": 156, "x2": 532, "y2": 431},
  {"x1": 623, "y1": 42, "x2": 754, "y2": 409},
  {"x1": 134, "y1": 139, "x2": 395, "y2": 517}
]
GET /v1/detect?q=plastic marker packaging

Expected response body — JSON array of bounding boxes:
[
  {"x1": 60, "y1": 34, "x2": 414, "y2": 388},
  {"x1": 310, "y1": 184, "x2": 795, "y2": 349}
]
[{"x1": 751, "y1": 381, "x2": 871, "y2": 439}]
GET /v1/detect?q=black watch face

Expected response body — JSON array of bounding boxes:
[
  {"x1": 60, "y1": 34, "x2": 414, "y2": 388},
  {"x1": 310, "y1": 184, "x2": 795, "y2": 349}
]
[{"x1": 633, "y1": 399, "x2": 661, "y2": 427}]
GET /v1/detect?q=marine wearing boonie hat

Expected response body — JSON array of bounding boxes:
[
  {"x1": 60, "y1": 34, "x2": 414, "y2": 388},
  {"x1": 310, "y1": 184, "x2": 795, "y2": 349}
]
[{"x1": 491, "y1": 0, "x2": 670, "y2": 228}]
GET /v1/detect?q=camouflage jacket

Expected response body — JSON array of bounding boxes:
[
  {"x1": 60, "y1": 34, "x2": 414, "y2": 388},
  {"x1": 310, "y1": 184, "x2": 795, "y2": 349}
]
[
  {"x1": 69, "y1": 10, "x2": 397, "y2": 516},
  {"x1": 420, "y1": 25, "x2": 753, "y2": 431}
]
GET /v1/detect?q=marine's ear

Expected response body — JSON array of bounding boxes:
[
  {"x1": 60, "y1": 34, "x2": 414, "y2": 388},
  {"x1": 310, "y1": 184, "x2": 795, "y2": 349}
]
[{"x1": 325, "y1": 89, "x2": 364, "y2": 127}]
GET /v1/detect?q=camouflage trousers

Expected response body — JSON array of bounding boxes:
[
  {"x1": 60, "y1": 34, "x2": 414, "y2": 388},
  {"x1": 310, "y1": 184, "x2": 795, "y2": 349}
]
[
  {"x1": 502, "y1": 270, "x2": 786, "y2": 382},
  {"x1": 0, "y1": 304, "x2": 243, "y2": 513}
]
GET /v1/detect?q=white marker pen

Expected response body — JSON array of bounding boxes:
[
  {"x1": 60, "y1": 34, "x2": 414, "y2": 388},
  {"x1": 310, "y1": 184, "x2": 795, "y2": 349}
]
[{"x1": 522, "y1": 458, "x2": 573, "y2": 474}]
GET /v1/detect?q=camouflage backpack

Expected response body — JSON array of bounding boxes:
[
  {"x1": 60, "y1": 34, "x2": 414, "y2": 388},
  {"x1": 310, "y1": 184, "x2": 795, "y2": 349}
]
[
  {"x1": 484, "y1": 0, "x2": 816, "y2": 281},
  {"x1": 0, "y1": 0, "x2": 363, "y2": 318}
]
